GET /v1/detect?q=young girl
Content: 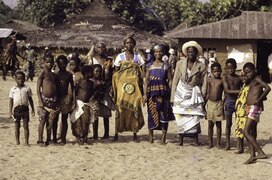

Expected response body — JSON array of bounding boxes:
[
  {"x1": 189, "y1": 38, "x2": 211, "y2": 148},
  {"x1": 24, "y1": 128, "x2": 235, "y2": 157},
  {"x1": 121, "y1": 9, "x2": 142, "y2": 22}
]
[
  {"x1": 91, "y1": 64, "x2": 112, "y2": 140},
  {"x1": 143, "y1": 45, "x2": 175, "y2": 144}
]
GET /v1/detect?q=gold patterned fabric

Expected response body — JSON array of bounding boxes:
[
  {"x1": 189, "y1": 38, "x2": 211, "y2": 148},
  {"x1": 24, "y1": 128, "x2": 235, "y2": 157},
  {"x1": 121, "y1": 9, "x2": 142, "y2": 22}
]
[
  {"x1": 235, "y1": 85, "x2": 249, "y2": 138},
  {"x1": 112, "y1": 60, "x2": 144, "y2": 133}
]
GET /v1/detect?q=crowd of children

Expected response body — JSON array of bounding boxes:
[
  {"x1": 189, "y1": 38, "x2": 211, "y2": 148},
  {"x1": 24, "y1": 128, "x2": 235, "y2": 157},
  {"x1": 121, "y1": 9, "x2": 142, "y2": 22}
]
[{"x1": 8, "y1": 39, "x2": 271, "y2": 165}]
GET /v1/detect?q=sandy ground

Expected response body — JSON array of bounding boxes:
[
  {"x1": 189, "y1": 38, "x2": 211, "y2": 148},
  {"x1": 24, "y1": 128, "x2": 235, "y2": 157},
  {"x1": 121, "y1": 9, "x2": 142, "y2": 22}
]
[{"x1": 0, "y1": 76, "x2": 272, "y2": 180}]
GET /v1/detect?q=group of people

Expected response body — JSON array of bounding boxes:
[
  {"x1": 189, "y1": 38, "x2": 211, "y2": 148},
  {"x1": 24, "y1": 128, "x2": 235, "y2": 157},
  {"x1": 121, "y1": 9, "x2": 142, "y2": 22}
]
[
  {"x1": 1, "y1": 36, "x2": 36, "y2": 81},
  {"x1": 8, "y1": 36, "x2": 270, "y2": 165}
]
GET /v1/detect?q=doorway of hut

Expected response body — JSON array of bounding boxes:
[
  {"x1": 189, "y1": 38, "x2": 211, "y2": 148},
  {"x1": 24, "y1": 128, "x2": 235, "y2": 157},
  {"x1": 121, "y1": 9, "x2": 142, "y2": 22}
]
[{"x1": 257, "y1": 40, "x2": 272, "y2": 83}]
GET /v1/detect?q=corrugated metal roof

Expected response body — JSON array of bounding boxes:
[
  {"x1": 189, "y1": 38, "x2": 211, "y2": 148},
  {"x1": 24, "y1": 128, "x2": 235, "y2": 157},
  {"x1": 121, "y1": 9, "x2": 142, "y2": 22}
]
[
  {"x1": 0, "y1": 28, "x2": 13, "y2": 38},
  {"x1": 165, "y1": 11, "x2": 272, "y2": 40}
]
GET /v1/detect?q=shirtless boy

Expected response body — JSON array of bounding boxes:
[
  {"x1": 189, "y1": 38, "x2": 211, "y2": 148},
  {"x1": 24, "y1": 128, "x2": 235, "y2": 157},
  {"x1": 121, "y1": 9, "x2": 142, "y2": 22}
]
[
  {"x1": 91, "y1": 64, "x2": 111, "y2": 140},
  {"x1": 242, "y1": 62, "x2": 271, "y2": 164},
  {"x1": 71, "y1": 65, "x2": 94, "y2": 145},
  {"x1": 206, "y1": 63, "x2": 224, "y2": 149},
  {"x1": 9, "y1": 71, "x2": 35, "y2": 145},
  {"x1": 37, "y1": 55, "x2": 59, "y2": 146},
  {"x1": 55, "y1": 55, "x2": 75, "y2": 145},
  {"x1": 223, "y1": 58, "x2": 242, "y2": 150}
]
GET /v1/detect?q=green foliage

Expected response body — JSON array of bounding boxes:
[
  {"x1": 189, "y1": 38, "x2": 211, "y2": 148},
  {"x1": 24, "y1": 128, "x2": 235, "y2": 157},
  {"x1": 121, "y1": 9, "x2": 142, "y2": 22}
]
[
  {"x1": 14, "y1": 0, "x2": 272, "y2": 34},
  {"x1": 0, "y1": 0, "x2": 12, "y2": 24},
  {"x1": 17, "y1": 0, "x2": 93, "y2": 26}
]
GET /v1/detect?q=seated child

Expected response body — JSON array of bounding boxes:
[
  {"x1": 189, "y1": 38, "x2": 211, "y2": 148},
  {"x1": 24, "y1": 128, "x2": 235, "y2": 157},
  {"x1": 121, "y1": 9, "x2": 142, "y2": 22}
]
[{"x1": 9, "y1": 71, "x2": 35, "y2": 145}]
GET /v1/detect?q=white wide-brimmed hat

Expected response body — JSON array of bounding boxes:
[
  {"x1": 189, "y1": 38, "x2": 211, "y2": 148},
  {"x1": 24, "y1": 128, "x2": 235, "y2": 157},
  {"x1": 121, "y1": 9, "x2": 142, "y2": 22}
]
[
  {"x1": 182, "y1": 41, "x2": 203, "y2": 56},
  {"x1": 169, "y1": 48, "x2": 175, "y2": 55},
  {"x1": 145, "y1": 48, "x2": 151, "y2": 53}
]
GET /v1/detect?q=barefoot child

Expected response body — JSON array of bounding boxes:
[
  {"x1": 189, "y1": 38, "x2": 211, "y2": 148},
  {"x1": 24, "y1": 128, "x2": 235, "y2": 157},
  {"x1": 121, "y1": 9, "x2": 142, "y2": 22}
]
[
  {"x1": 206, "y1": 63, "x2": 224, "y2": 148},
  {"x1": 91, "y1": 64, "x2": 112, "y2": 140},
  {"x1": 37, "y1": 55, "x2": 59, "y2": 146},
  {"x1": 70, "y1": 65, "x2": 94, "y2": 145},
  {"x1": 55, "y1": 55, "x2": 75, "y2": 145},
  {"x1": 242, "y1": 62, "x2": 271, "y2": 164},
  {"x1": 234, "y1": 73, "x2": 249, "y2": 154},
  {"x1": 223, "y1": 58, "x2": 242, "y2": 150},
  {"x1": 143, "y1": 45, "x2": 175, "y2": 144},
  {"x1": 9, "y1": 71, "x2": 35, "y2": 145}
]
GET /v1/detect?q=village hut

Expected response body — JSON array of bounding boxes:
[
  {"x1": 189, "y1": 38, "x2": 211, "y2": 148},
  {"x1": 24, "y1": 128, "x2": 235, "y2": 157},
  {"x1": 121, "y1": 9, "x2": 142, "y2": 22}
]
[{"x1": 165, "y1": 11, "x2": 272, "y2": 82}]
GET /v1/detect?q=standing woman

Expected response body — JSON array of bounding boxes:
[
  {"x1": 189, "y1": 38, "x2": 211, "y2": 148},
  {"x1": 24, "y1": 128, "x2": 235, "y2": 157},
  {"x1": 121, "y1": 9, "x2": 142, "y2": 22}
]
[
  {"x1": 112, "y1": 35, "x2": 145, "y2": 142},
  {"x1": 171, "y1": 41, "x2": 207, "y2": 146},
  {"x1": 143, "y1": 45, "x2": 175, "y2": 144},
  {"x1": 89, "y1": 42, "x2": 114, "y2": 140}
]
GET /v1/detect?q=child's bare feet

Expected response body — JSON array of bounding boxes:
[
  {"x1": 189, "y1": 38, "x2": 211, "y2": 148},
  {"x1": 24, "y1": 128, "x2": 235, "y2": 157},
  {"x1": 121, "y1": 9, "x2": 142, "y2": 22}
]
[
  {"x1": 225, "y1": 145, "x2": 230, "y2": 151},
  {"x1": 149, "y1": 138, "x2": 154, "y2": 143},
  {"x1": 207, "y1": 144, "x2": 213, "y2": 149},
  {"x1": 133, "y1": 135, "x2": 140, "y2": 143},
  {"x1": 244, "y1": 158, "x2": 256, "y2": 164},
  {"x1": 235, "y1": 149, "x2": 244, "y2": 154},
  {"x1": 113, "y1": 134, "x2": 118, "y2": 141},
  {"x1": 16, "y1": 142, "x2": 20, "y2": 145},
  {"x1": 253, "y1": 153, "x2": 268, "y2": 160}
]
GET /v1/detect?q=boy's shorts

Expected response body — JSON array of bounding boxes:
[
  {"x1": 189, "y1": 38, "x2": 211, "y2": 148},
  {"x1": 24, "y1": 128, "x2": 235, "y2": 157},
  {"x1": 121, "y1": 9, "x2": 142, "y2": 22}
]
[
  {"x1": 246, "y1": 105, "x2": 261, "y2": 121},
  {"x1": 224, "y1": 98, "x2": 236, "y2": 116},
  {"x1": 13, "y1": 105, "x2": 29, "y2": 122}
]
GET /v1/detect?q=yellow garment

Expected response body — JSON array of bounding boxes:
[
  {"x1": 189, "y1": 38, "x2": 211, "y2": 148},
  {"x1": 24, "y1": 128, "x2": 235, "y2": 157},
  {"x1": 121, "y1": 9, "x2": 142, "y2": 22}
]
[
  {"x1": 112, "y1": 60, "x2": 144, "y2": 133},
  {"x1": 235, "y1": 85, "x2": 249, "y2": 138}
]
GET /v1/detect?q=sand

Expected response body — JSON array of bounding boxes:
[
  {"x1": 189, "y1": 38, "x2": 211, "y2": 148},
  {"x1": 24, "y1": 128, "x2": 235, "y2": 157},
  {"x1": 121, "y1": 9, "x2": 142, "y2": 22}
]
[{"x1": 0, "y1": 77, "x2": 272, "y2": 180}]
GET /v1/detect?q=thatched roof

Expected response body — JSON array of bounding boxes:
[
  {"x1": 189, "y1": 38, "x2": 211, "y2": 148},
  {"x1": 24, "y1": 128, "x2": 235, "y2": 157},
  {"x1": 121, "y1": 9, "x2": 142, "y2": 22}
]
[
  {"x1": 165, "y1": 11, "x2": 272, "y2": 39},
  {"x1": 45, "y1": 0, "x2": 166, "y2": 49}
]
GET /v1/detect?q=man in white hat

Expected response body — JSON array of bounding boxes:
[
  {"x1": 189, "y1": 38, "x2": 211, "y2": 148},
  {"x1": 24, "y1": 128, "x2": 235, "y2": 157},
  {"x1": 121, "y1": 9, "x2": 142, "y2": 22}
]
[{"x1": 171, "y1": 40, "x2": 207, "y2": 146}]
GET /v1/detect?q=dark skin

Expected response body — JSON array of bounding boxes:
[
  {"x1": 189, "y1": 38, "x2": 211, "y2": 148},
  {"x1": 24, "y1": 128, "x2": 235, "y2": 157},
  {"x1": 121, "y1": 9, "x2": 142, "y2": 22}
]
[
  {"x1": 92, "y1": 66, "x2": 110, "y2": 140},
  {"x1": 37, "y1": 56, "x2": 58, "y2": 146},
  {"x1": 143, "y1": 47, "x2": 172, "y2": 145},
  {"x1": 55, "y1": 59, "x2": 75, "y2": 145},
  {"x1": 9, "y1": 74, "x2": 35, "y2": 146},
  {"x1": 206, "y1": 66, "x2": 223, "y2": 149},
  {"x1": 113, "y1": 37, "x2": 144, "y2": 142},
  {"x1": 222, "y1": 62, "x2": 242, "y2": 150},
  {"x1": 74, "y1": 71, "x2": 94, "y2": 144},
  {"x1": 243, "y1": 67, "x2": 271, "y2": 164},
  {"x1": 178, "y1": 47, "x2": 200, "y2": 146}
]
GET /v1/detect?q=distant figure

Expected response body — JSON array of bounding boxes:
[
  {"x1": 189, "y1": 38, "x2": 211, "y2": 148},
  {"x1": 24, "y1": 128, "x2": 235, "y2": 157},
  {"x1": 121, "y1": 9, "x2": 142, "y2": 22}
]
[
  {"x1": 25, "y1": 43, "x2": 36, "y2": 81},
  {"x1": 208, "y1": 51, "x2": 217, "y2": 74},
  {"x1": 143, "y1": 45, "x2": 175, "y2": 144},
  {"x1": 145, "y1": 48, "x2": 154, "y2": 67},
  {"x1": 206, "y1": 63, "x2": 224, "y2": 149},
  {"x1": 9, "y1": 71, "x2": 35, "y2": 145},
  {"x1": 242, "y1": 62, "x2": 271, "y2": 164},
  {"x1": 223, "y1": 58, "x2": 242, "y2": 150},
  {"x1": 168, "y1": 48, "x2": 177, "y2": 70},
  {"x1": 70, "y1": 65, "x2": 94, "y2": 145},
  {"x1": 3, "y1": 36, "x2": 24, "y2": 80},
  {"x1": 37, "y1": 55, "x2": 59, "y2": 146}
]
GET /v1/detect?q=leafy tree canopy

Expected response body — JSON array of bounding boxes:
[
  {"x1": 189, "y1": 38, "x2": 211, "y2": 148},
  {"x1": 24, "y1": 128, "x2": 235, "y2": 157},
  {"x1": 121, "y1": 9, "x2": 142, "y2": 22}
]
[{"x1": 14, "y1": 0, "x2": 272, "y2": 34}]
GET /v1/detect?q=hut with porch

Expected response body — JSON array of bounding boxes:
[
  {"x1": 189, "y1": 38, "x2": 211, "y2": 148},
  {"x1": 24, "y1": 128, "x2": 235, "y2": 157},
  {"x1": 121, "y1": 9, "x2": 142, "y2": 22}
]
[{"x1": 165, "y1": 11, "x2": 272, "y2": 82}]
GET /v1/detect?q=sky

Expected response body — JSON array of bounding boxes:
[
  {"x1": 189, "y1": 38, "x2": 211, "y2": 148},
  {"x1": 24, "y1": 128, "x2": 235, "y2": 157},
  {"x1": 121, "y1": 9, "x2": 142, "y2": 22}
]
[{"x1": 2, "y1": 0, "x2": 18, "y2": 9}]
